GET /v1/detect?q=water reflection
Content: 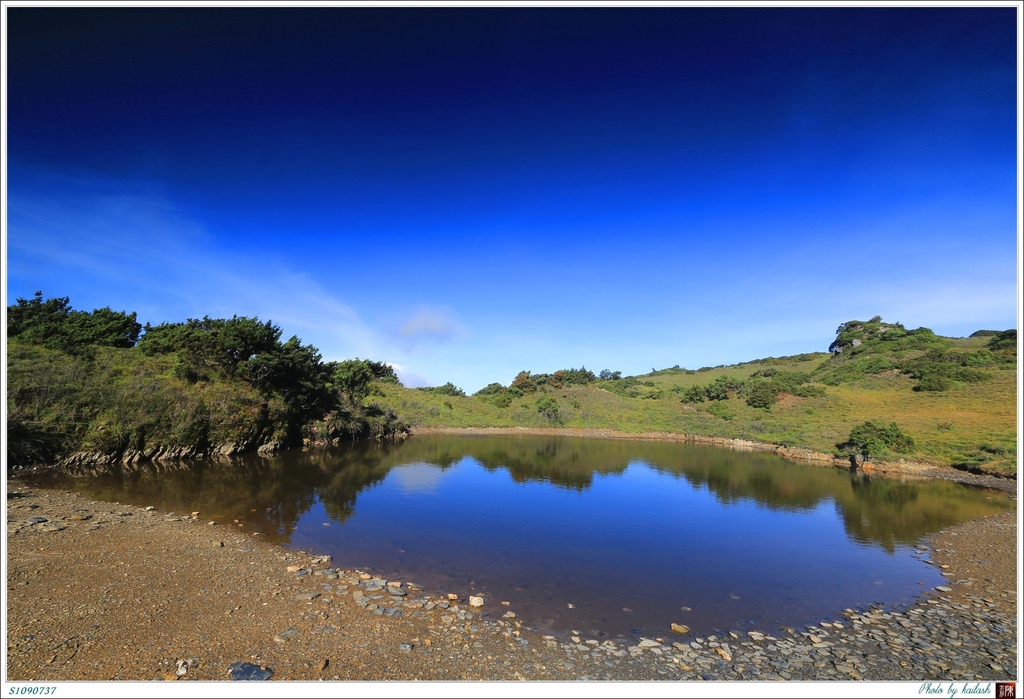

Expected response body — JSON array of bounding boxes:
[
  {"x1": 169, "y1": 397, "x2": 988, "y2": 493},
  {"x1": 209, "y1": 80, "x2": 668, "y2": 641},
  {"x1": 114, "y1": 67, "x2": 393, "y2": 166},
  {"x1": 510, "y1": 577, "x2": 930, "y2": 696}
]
[{"x1": 30, "y1": 434, "x2": 1015, "y2": 638}]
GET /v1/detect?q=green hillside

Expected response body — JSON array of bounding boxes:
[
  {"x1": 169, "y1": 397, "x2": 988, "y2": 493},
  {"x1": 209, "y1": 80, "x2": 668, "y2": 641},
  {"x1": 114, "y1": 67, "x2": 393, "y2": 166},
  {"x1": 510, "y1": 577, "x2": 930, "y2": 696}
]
[{"x1": 371, "y1": 318, "x2": 1017, "y2": 477}]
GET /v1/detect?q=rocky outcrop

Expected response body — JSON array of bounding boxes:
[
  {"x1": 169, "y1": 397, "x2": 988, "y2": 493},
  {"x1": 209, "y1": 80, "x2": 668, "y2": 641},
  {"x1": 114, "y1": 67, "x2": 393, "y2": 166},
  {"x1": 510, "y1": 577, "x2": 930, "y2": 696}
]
[{"x1": 56, "y1": 438, "x2": 280, "y2": 469}]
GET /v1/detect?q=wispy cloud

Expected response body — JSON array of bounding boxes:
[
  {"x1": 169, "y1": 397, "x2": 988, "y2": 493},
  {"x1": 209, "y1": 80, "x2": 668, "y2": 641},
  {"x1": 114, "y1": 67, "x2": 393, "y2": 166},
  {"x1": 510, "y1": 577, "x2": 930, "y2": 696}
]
[
  {"x1": 7, "y1": 182, "x2": 206, "y2": 284},
  {"x1": 397, "y1": 305, "x2": 466, "y2": 342},
  {"x1": 6, "y1": 171, "x2": 384, "y2": 361}
]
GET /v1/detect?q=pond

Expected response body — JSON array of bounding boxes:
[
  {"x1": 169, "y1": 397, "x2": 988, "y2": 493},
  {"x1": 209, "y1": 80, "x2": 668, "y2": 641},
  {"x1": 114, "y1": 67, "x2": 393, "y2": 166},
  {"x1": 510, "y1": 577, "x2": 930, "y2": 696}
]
[{"x1": 26, "y1": 434, "x2": 1016, "y2": 641}]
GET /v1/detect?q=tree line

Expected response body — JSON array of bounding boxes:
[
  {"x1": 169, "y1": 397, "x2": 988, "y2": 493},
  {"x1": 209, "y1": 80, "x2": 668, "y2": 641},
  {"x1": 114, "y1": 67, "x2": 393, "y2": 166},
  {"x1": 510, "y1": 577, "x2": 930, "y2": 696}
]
[{"x1": 6, "y1": 292, "x2": 409, "y2": 466}]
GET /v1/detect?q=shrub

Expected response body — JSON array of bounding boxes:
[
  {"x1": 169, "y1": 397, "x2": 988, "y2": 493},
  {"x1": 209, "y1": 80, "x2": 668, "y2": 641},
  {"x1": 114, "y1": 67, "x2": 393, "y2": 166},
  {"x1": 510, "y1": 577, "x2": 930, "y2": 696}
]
[
  {"x1": 536, "y1": 396, "x2": 561, "y2": 424},
  {"x1": 706, "y1": 375, "x2": 744, "y2": 400},
  {"x1": 417, "y1": 382, "x2": 466, "y2": 397},
  {"x1": 490, "y1": 391, "x2": 514, "y2": 408},
  {"x1": 836, "y1": 421, "x2": 915, "y2": 460},
  {"x1": 706, "y1": 401, "x2": 735, "y2": 420},
  {"x1": 558, "y1": 367, "x2": 597, "y2": 385},
  {"x1": 744, "y1": 381, "x2": 777, "y2": 409},
  {"x1": 987, "y1": 329, "x2": 1016, "y2": 353},
  {"x1": 9, "y1": 292, "x2": 142, "y2": 353},
  {"x1": 791, "y1": 383, "x2": 827, "y2": 398},
  {"x1": 768, "y1": 371, "x2": 809, "y2": 394},
  {"x1": 914, "y1": 375, "x2": 956, "y2": 392},
  {"x1": 816, "y1": 356, "x2": 898, "y2": 385},
  {"x1": 681, "y1": 385, "x2": 706, "y2": 404},
  {"x1": 475, "y1": 382, "x2": 514, "y2": 407},
  {"x1": 904, "y1": 349, "x2": 993, "y2": 391},
  {"x1": 603, "y1": 376, "x2": 641, "y2": 397}
]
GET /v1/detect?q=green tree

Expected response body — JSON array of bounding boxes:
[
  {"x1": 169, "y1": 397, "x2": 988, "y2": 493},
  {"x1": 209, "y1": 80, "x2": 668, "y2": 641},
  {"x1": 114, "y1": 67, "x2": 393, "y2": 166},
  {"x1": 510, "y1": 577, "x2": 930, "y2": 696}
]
[
  {"x1": 536, "y1": 396, "x2": 561, "y2": 424},
  {"x1": 681, "y1": 385, "x2": 706, "y2": 404},
  {"x1": 837, "y1": 421, "x2": 915, "y2": 460},
  {"x1": 136, "y1": 321, "x2": 189, "y2": 355},
  {"x1": 64, "y1": 307, "x2": 142, "y2": 348},
  {"x1": 706, "y1": 375, "x2": 744, "y2": 401},
  {"x1": 330, "y1": 359, "x2": 378, "y2": 402},
  {"x1": 744, "y1": 381, "x2": 778, "y2": 409},
  {"x1": 7, "y1": 291, "x2": 71, "y2": 344},
  {"x1": 559, "y1": 367, "x2": 597, "y2": 385},
  {"x1": 7, "y1": 292, "x2": 141, "y2": 352},
  {"x1": 511, "y1": 371, "x2": 536, "y2": 393},
  {"x1": 987, "y1": 329, "x2": 1016, "y2": 353}
]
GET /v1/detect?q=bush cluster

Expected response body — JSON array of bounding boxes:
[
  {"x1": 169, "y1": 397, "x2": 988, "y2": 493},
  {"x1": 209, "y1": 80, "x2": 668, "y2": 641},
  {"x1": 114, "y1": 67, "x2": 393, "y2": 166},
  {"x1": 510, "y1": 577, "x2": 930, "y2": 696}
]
[
  {"x1": 7, "y1": 294, "x2": 409, "y2": 466},
  {"x1": 680, "y1": 370, "x2": 823, "y2": 410},
  {"x1": 836, "y1": 421, "x2": 915, "y2": 460},
  {"x1": 417, "y1": 382, "x2": 466, "y2": 397}
]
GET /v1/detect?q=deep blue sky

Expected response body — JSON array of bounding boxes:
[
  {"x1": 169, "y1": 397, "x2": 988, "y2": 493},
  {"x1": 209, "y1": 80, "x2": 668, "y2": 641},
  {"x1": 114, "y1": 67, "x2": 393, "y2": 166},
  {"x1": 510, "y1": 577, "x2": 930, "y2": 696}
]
[{"x1": 5, "y1": 6, "x2": 1019, "y2": 393}]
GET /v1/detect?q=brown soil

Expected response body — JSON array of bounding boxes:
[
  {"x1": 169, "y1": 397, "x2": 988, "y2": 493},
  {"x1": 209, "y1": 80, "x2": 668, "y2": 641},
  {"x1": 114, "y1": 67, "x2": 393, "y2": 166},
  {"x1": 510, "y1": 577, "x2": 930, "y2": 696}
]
[{"x1": 4, "y1": 485, "x2": 624, "y2": 685}]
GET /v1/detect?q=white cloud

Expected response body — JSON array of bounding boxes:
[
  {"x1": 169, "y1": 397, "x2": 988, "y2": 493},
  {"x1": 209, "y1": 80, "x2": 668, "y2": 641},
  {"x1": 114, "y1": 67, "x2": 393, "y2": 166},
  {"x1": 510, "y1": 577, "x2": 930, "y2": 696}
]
[
  {"x1": 382, "y1": 362, "x2": 430, "y2": 388},
  {"x1": 389, "y1": 463, "x2": 446, "y2": 495},
  {"x1": 397, "y1": 305, "x2": 466, "y2": 341}
]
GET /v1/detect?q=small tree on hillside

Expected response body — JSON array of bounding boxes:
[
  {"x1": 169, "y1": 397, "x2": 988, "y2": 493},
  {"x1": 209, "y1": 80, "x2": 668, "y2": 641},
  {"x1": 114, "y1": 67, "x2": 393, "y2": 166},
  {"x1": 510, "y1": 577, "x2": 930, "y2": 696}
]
[
  {"x1": 536, "y1": 396, "x2": 561, "y2": 424},
  {"x1": 836, "y1": 421, "x2": 915, "y2": 461}
]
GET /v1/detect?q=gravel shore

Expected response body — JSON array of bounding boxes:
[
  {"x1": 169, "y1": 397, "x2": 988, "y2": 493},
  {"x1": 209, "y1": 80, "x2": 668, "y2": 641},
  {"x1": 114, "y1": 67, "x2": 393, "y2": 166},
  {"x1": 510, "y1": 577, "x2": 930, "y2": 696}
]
[{"x1": 4, "y1": 474, "x2": 1018, "y2": 689}]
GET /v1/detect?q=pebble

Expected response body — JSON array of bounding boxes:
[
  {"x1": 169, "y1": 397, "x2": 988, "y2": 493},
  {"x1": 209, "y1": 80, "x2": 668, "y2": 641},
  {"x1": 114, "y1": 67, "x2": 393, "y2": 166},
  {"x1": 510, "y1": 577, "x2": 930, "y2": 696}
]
[{"x1": 227, "y1": 662, "x2": 273, "y2": 681}]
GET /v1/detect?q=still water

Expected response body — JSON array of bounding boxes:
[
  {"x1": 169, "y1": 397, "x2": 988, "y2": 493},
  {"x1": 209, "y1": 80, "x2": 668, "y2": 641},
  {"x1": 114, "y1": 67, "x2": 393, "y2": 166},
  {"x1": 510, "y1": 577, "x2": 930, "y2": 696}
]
[{"x1": 28, "y1": 435, "x2": 1015, "y2": 640}]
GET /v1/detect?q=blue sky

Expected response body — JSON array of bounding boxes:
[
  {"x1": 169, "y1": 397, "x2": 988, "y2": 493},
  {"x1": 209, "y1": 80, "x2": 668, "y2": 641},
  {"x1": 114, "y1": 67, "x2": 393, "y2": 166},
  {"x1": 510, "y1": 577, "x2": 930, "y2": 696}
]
[{"x1": 5, "y1": 5, "x2": 1019, "y2": 394}]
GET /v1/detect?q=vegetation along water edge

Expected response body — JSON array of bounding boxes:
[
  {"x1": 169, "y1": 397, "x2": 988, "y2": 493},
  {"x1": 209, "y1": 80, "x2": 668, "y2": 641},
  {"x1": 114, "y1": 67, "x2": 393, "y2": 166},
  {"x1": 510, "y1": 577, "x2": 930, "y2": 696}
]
[{"x1": 7, "y1": 294, "x2": 1016, "y2": 484}]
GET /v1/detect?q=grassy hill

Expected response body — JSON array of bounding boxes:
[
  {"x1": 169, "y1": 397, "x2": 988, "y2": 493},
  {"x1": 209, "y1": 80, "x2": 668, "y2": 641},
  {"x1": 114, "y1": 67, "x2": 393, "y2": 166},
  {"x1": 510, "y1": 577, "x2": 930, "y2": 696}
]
[
  {"x1": 369, "y1": 320, "x2": 1017, "y2": 478},
  {"x1": 6, "y1": 297, "x2": 1017, "y2": 479}
]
